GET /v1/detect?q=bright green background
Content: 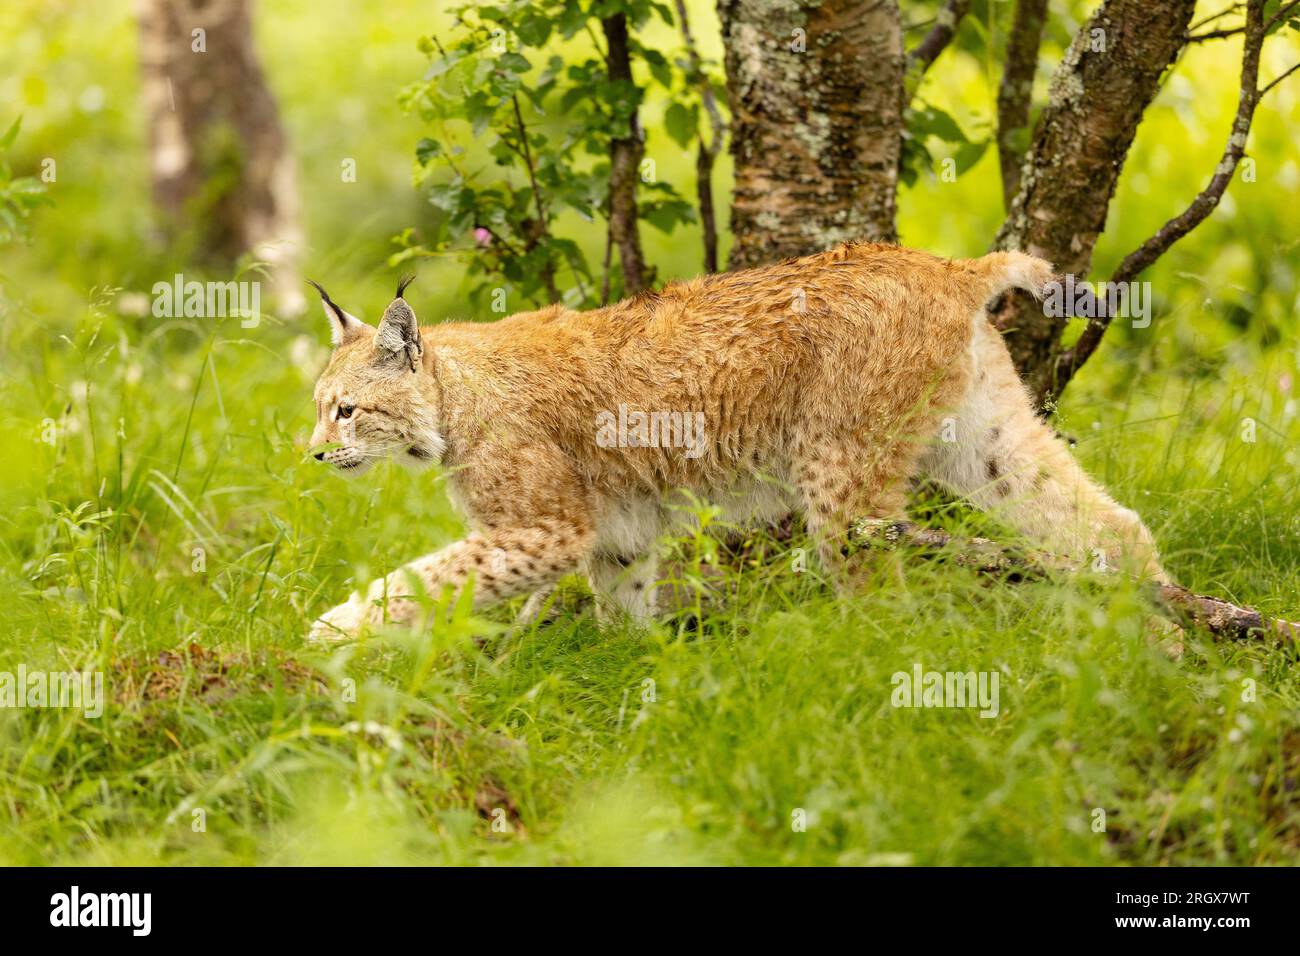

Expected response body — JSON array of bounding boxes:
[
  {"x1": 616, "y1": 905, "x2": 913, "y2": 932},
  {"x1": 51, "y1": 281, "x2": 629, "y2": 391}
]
[{"x1": 0, "y1": 0, "x2": 1298, "y2": 864}]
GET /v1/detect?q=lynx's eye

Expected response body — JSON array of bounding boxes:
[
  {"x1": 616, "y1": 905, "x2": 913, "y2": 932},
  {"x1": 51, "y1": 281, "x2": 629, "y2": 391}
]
[{"x1": 337, "y1": 403, "x2": 355, "y2": 420}]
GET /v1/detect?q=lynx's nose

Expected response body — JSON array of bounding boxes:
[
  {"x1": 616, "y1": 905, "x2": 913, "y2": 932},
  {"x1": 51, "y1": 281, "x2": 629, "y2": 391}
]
[{"x1": 314, "y1": 451, "x2": 325, "y2": 461}]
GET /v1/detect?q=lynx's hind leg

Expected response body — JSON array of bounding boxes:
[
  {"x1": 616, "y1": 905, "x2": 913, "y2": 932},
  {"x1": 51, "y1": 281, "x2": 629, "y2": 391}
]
[{"x1": 921, "y1": 319, "x2": 1165, "y2": 581}]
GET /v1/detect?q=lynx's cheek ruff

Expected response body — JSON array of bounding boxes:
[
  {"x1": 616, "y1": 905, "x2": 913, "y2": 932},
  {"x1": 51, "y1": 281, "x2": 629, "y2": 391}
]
[{"x1": 304, "y1": 244, "x2": 1165, "y2": 640}]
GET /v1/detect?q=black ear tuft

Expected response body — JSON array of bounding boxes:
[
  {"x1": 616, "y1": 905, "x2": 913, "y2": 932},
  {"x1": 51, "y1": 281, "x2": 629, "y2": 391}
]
[
  {"x1": 306, "y1": 278, "x2": 331, "y2": 305},
  {"x1": 308, "y1": 278, "x2": 369, "y2": 346},
  {"x1": 395, "y1": 274, "x2": 415, "y2": 300},
  {"x1": 307, "y1": 279, "x2": 343, "y2": 321}
]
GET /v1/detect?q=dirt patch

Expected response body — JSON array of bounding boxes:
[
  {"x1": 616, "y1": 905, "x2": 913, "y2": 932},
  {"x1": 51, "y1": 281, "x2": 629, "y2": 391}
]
[{"x1": 111, "y1": 642, "x2": 328, "y2": 705}]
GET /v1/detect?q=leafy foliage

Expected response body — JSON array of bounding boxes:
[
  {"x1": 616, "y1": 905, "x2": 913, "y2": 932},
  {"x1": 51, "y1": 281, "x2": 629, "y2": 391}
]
[
  {"x1": 395, "y1": 0, "x2": 702, "y2": 309},
  {"x1": 0, "y1": 117, "x2": 50, "y2": 245}
]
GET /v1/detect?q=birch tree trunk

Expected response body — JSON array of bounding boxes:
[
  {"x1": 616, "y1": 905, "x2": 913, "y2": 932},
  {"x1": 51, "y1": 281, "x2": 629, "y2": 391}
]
[
  {"x1": 603, "y1": 12, "x2": 651, "y2": 294},
  {"x1": 717, "y1": 0, "x2": 903, "y2": 270},
  {"x1": 137, "y1": 0, "x2": 304, "y2": 312}
]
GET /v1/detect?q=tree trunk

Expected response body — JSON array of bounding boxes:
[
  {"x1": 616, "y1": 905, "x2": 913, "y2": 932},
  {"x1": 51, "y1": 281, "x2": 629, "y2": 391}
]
[
  {"x1": 137, "y1": 0, "x2": 303, "y2": 312},
  {"x1": 602, "y1": 13, "x2": 650, "y2": 295},
  {"x1": 992, "y1": 0, "x2": 1196, "y2": 403},
  {"x1": 995, "y1": 0, "x2": 1049, "y2": 208},
  {"x1": 718, "y1": 0, "x2": 903, "y2": 270}
]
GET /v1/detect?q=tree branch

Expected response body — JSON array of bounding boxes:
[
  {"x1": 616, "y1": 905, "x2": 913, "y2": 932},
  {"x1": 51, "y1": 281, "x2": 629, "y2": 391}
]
[
  {"x1": 1186, "y1": 25, "x2": 1245, "y2": 41},
  {"x1": 1264, "y1": 0, "x2": 1300, "y2": 32},
  {"x1": 905, "y1": 0, "x2": 971, "y2": 97},
  {"x1": 995, "y1": 0, "x2": 1050, "y2": 208},
  {"x1": 1056, "y1": 0, "x2": 1275, "y2": 389},
  {"x1": 600, "y1": 226, "x2": 613, "y2": 306},
  {"x1": 509, "y1": 95, "x2": 560, "y2": 303},
  {"x1": 1261, "y1": 59, "x2": 1300, "y2": 95},
  {"x1": 1188, "y1": 2, "x2": 1244, "y2": 32}
]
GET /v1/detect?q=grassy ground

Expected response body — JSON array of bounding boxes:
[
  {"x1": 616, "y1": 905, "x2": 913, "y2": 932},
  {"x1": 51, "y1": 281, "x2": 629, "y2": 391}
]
[{"x1": 1, "y1": 0, "x2": 1299, "y2": 865}]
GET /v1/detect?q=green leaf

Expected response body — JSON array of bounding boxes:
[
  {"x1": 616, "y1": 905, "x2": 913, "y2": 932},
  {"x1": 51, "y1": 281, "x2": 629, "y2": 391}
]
[
  {"x1": 426, "y1": 179, "x2": 466, "y2": 213},
  {"x1": 415, "y1": 138, "x2": 443, "y2": 165},
  {"x1": 663, "y1": 102, "x2": 697, "y2": 148},
  {"x1": 7, "y1": 176, "x2": 48, "y2": 197},
  {"x1": 516, "y1": 13, "x2": 552, "y2": 47},
  {"x1": 910, "y1": 104, "x2": 969, "y2": 145},
  {"x1": 558, "y1": 1, "x2": 587, "y2": 37},
  {"x1": 0, "y1": 116, "x2": 21, "y2": 152},
  {"x1": 647, "y1": 56, "x2": 673, "y2": 89},
  {"x1": 952, "y1": 138, "x2": 990, "y2": 176},
  {"x1": 423, "y1": 48, "x2": 466, "y2": 81},
  {"x1": 898, "y1": 135, "x2": 932, "y2": 189},
  {"x1": 639, "y1": 197, "x2": 696, "y2": 233},
  {"x1": 497, "y1": 52, "x2": 531, "y2": 75},
  {"x1": 464, "y1": 91, "x2": 498, "y2": 135}
]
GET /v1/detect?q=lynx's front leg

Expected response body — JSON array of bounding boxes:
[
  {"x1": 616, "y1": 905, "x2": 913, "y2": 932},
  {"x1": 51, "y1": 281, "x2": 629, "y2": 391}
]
[{"x1": 309, "y1": 523, "x2": 593, "y2": 640}]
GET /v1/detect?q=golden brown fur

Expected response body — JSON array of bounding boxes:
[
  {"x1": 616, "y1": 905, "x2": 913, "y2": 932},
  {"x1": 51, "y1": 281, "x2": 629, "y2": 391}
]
[{"x1": 307, "y1": 241, "x2": 1163, "y2": 639}]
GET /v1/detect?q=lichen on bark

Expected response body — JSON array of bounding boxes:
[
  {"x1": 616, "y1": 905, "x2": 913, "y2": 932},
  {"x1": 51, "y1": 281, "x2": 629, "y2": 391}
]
[{"x1": 718, "y1": 0, "x2": 904, "y2": 270}]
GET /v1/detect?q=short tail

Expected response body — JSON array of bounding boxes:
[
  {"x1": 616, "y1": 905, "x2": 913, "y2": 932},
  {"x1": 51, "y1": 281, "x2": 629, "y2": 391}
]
[{"x1": 960, "y1": 250, "x2": 1056, "y2": 305}]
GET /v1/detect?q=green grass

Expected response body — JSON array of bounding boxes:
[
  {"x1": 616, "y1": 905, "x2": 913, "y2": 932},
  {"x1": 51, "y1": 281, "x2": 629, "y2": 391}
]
[{"x1": 2, "y1": 0, "x2": 1299, "y2": 865}]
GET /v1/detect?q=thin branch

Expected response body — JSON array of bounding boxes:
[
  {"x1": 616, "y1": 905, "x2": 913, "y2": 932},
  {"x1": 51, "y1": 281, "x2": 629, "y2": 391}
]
[
  {"x1": 1185, "y1": 0, "x2": 1299, "y2": 38},
  {"x1": 474, "y1": 224, "x2": 524, "y2": 257},
  {"x1": 674, "y1": 0, "x2": 724, "y2": 148},
  {"x1": 1055, "y1": 0, "x2": 1276, "y2": 389},
  {"x1": 1261, "y1": 59, "x2": 1300, "y2": 95},
  {"x1": 510, "y1": 94, "x2": 560, "y2": 304},
  {"x1": 905, "y1": 0, "x2": 971, "y2": 97},
  {"x1": 582, "y1": 21, "x2": 610, "y2": 68},
  {"x1": 569, "y1": 264, "x2": 590, "y2": 305},
  {"x1": 674, "y1": 0, "x2": 726, "y2": 273},
  {"x1": 510, "y1": 96, "x2": 548, "y2": 228},
  {"x1": 600, "y1": 221, "x2": 613, "y2": 306},
  {"x1": 996, "y1": 0, "x2": 1050, "y2": 208},
  {"x1": 694, "y1": 141, "x2": 720, "y2": 274},
  {"x1": 1188, "y1": 2, "x2": 1243, "y2": 32},
  {"x1": 1187, "y1": 25, "x2": 1245, "y2": 41}
]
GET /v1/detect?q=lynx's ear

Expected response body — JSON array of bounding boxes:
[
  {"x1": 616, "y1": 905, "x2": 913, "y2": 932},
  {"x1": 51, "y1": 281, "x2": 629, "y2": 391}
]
[
  {"x1": 374, "y1": 274, "x2": 422, "y2": 372},
  {"x1": 307, "y1": 279, "x2": 371, "y2": 347}
]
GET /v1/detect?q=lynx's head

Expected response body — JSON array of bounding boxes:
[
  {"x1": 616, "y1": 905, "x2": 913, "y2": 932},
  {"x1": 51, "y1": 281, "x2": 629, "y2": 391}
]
[{"x1": 307, "y1": 276, "x2": 445, "y2": 477}]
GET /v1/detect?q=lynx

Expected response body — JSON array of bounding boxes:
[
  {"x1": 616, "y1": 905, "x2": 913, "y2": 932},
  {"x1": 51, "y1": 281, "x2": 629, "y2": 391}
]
[{"x1": 306, "y1": 243, "x2": 1163, "y2": 641}]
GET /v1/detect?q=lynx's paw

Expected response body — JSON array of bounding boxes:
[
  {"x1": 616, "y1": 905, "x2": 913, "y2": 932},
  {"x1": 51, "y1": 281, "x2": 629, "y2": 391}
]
[{"x1": 307, "y1": 594, "x2": 371, "y2": 642}]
